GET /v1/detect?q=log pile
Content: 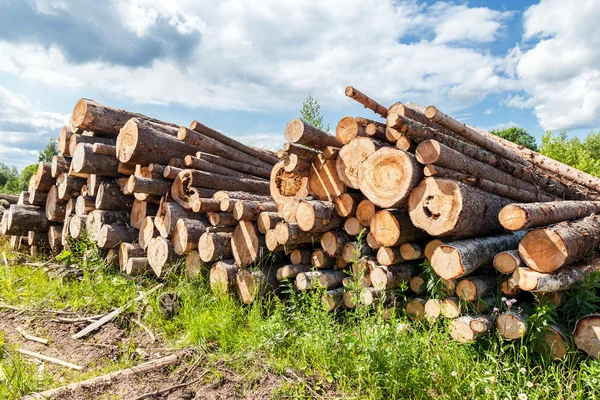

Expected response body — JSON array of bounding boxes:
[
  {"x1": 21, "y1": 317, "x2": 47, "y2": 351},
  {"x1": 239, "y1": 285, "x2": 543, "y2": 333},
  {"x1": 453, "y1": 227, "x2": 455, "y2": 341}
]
[{"x1": 4, "y1": 90, "x2": 600, "y2": 360}]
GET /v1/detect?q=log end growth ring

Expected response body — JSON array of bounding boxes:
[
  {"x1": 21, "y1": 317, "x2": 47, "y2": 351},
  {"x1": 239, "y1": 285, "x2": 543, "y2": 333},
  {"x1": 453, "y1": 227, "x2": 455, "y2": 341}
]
[
  {"x1": 116, "y1": 118, "x2": 139, "y2": 163},
  {"x1": 430, "y1": 245, "x2": 463, "y2": 280},
  {"x1": 518, "y1": 229, "x2": 567, "y2": 273},
  {"x1": 370, "y1": 210, "x2": 401, "y2": 248},
  {"x1": 498, "y1": 205, "x2": 528, "y2": 231},
  {"x1": 71, "y1": 98, "x2": 92, "y2": 129},
  {"x1": 284, "y1": 118, "x2": 305, "y2": 143},
  {"x1": 408, "y1": 178, "x2": 463, "y2": 237}
]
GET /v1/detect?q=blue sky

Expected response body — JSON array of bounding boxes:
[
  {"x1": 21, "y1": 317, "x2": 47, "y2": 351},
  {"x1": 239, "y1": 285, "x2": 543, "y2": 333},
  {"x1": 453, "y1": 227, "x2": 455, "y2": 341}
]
[{"x1": 0, "y1": 0, "x2": 598, "y2": 170}]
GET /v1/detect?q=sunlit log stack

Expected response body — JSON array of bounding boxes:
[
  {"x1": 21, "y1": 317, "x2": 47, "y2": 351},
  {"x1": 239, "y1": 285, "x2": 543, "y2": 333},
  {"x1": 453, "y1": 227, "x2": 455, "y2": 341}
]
[{"x1": 4, "y1": 88, "x2": 600, "y2": 361}]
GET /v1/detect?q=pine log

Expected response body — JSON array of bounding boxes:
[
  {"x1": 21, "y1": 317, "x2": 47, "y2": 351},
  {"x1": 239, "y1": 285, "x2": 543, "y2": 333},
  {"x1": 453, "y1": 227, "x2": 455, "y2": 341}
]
[
  {"x1": 341, "y1": 242, "x2": 373, "y2": 264},
  {"x1": 163, "y1": 166, "x2": 182, "y2": 180},
  {"x1": 284, "y1": 154, "x2": 312, "y2": 174},
  {"x1": 499, "y1": 201, "x2": 600, "y2": 231},
  {"x1": 184, "y1": 155, "x2": 261, "y2": 180},
  {"x1": 399, "y1": 242, "x2": 425, "y2": 260},
  {"x1": 336, "y1": 116, "x2": 370, "y2": 145},
  {"x1": 295, "y1": 270, "x2": 346, "y2": 291},
  {"x1": 235, "y1": 263, "x2": 282, "y2": 304},
  {"x1": 296, "y1": 200, "x2": 342, "y2": 233},
  {"x1": 455, "y1": 276, "x2": 496, "y2": 301},
  {"x1": 408, "y1": 177, "x2": 513, "y2": 238},
  {"x1": 139, "y1": 216, "x2": 159, "y2": 250},
  {"x1": 189, "y1": 120, "x2": 277, "y2": 165},
  {"x1": 275, "y1": 221, "x2": 321, "y2": 246},
  {"x1": 366, "y1": 232, "x2": 382, "y2": 250},
  {"x1": 405, "y1": 298, "x2": 426, "y2": 321},
  {"x1": 198, "y1": 232, "x2": 232, "y2": 263},
  {"x1": 535, "y1": 325, "x2": 569, "y2": 360},
  {"x1": 277, "y1": 264, "x2": 312, "y2": 281},
  {"x1": 257, "y1": 212, "x2": 282, "y2": 234},
  {"x1": 184, "y1": 251, "x2": 203, "y2": 279},
  {"x1": 265, "y1": 229, "x2": 280, "y2": 252},
  {"x1": 284, "y1": 119, "x2": 341, "y2": 150},
  {"x1": 355, "y1": 199, "x2": 377, "y2": 227},
  {"x1": 334, "y1": 192, "x2": 362, "y2": 218},
  {"x1": 494, "y1": 250, "x2": 523, "y2": 274},
  {"x1": 45, "y1": 186, "x2": 67, "y2": 223},
  {"x1": 130, "y1": 200, "x2": 159, "y2": 230},
  {"x1": 320, "y1": 230, "x2": 350, "y2": 257},
  {"x1": 155, "y1": 200, "x2": 203, "y2": 238},
  {"x1": 358, "y1": 147, "x2": 423, "y2": 208},
  {"x1": 431, "y1": 231, "x2": 526, "y2": 280},
  {"x1": 496, "y1": 308, "x2": 529, "y2": 340},
  {"x1": 124, "y1": 257, "x2": 149, "y2": 275},
  {"x1": 515, "y1": 258, "x2": 600, "y2": 292},
  {"x1": 179, "y1": 127, "x2": 272, "y2": 170},
  {"x1": 95, "y1": 182, "x2": 132, "y2": 211},
  {"x1": 370, "y1": 263, "x2": 419, "y2": 290},
  {"x1": 68, "y1": 215, "x2": 87, "y2": 239},
  {"x1": 28, "y1": 231, "x2": 49, "y2": 248},
  {"x1": 500, "y1": 276, "x2": 522, "y2": 296},
  {"x1": 57, "y1": 173, "x2": 86, "y2": 200},
  {"x1": 343, "y1": 216, "x2": 362, "y2": 236},
  {"x1": 424, "y1": 164, "x2": 554, "y2": 203},
  {"x1": 207, "y1": 212, "x2": 237, "y2": 227},
  {"x1": 269, "y1": 160, "x2": 309, "y2": 205},
  {"x1": 449, "y1": 316, "x2": 481, "y2": 343},
  {"x1": 322, "y1": 287, "x2": 345, "y2": 312},
  {"x1": 214, "y1": 191, "x2": 273, "y2": 209},
  {"x1": 370, "y1": 209, "x2": 428, "y2": 247},
  {"x1": 468, "y1": 315, "x2": 495, "y2": 334},
  {"x1": 282, "y1": 142, "x2": 320, "y2": 161},
  {"x1": 91, "y1": 142, "x2": 117, "y2": 156},
  {"x1": 117, "y1": 118, "x2": 197, "y2": 165},
  {"x1": 190, "y1": 198, "x2": 220, "y2": 213},
  {"x1": 97, "y1": 224, "x2": 138, "y2": 249},
  {"x1": 172, "y1": 218, "x2": 209, "y2": 255},
  {"x1": 61, "y1": 217, "x2": 71, "y2": 246},
  {"x1": 519, "y1": 215, "x2": 600, "y2": 273},
  {"x1": 360, "y1": 117, "x2": 388, "y2": 142},
  {"x1": 51, "y1": 155, "x2": 71, "y2": 178},
  {"x1": 119, "y1": 243, "x2": 145, "y2": 271},
  {"x1": 71, "y1": 143, "x2": 120, "y2": 177},
  {"x1": 75, "y1": 195, "x2": 95, "y2": 216},
  {"x1": 425, "y1": 105, "x2": 600, "y2": 196},
  {"x1": 127, "y1": 176, "x2": 171, "y2": 197},
  {"x1": 537, "y1": 291, "x2": 567, "y2": 307},
  {"x1": 28, "y1": 190, "x2": 47, "y2": 206},
  {"x1": 48, "y1": 225, "x2": 63, "y2": 252},
  {"x1": 574, "y1": 314, "x2": 600, "y2": 359},
  {"x1": 87, "y1": 210, "x2": 130, "y2": 242},
  {"x1": 308, "y1": 154, "x2": 346, "y2": 202},
  {"x1": 311, "y1": 249, "x2": 334, "y2": 269},
  {"x1": 233, "y1": 201, "x2": 278, "y2": 221},
  {"x1": 32, "y1": 162, "x2": 55, "y2": 191},
  {"x1": 195, "y1": 151, "x2": 271, "y2": 179},
  {"x1": 231, "y1": 221, "x2": 267, "y2": 268},
  {"x1": 288, "y1": 249, "x2": 310, "y2": 265},
  {"x1": 424, "y1": 299, "x2": 442, "y2": 320},
  {"x1": 388, "y1": 102, "x2": 460, "y2": 140},
  {"x1": 424, "y1": 239, "x2": 446, "y2": 260},
  {"x1": 210, "y1": 259, "x2": 240, "y2": 295},
  {"x1": 344, "y1": 86, "x2": 388, "y2": 118},
  {"x1": 335, "y1": 137, "x2": 383, "y2": 189},
  {"x1": 58, "y1": 125, "x2": 74, "y2": 156},
  {"x1": 409, "y1": 276, "x2": 426, "y2": 294},
  {"x1": 376, "y1": 247, "x2": 405, "y2": 266},
  {"x1": 86, "y1": 175, "x2": 110, "y2": 197},
  {"x1": 147, "y1": 237, "x2": 177, "y2": 277}
]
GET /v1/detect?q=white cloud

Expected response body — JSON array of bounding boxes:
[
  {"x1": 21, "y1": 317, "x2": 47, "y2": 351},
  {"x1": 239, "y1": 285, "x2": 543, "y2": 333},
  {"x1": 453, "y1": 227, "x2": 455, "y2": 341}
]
[
  {"x1": 511, "y1": 0, "x2": 600, "y2": 131},
  {"x1": 486, "y1": 121, "x2": 518, "y2": 131},
  {"x1": 484, "y1": 108, "x2": 493, "y2": 115},
  {"x1": 0, "y1": 0, "x2": 515, "y2": 113}
]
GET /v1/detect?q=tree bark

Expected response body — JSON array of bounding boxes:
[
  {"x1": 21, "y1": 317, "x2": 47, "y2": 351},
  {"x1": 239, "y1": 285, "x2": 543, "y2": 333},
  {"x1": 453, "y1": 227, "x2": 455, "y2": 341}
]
[
  {"x1": 195, "y1": 152, "x2": 271, "y2": 179},
  {"x1": 147, "y1": 237, "x2": 177, "y2": 277},
  {"x1": 493, "y1": 250, "x2": 523, "y2": 274},
  {"x1": 57, "y1": 173, "x2": 86, "y2": 200},
  {"x1": 295, "y1": 200, "x2": 343, "y2": 233},
  {"x1": 184, "y1": 155, "x2": 262, "y2": 180},
  {"x1": 198, "y1": 232, "x2": 232, "y2": 263},
  {"x1": 430, "y1": 231, "x2": 526, "y2": 280},
  {"x1": 127, "y1": 176, "x2": 171, "y2": 197},
  {"x1": 233, "y1": 201, "x2": 278, "y2": 221},
  {"x1": 235, "y1": 263, "x2": 281, "y2": 304},
  {"x1": 68, "y1": 134, "x2": 116, "y2": 157},
  {"x1": 370, "y1": 263, "x2": 419, "y2": 290},
  {"x1": 335, "y1": 137, "x2": 384, "y2": 189},
  {"x1": 408, "y1": 177, "x2": 513, "y2": 238},
  {"x1": 295, "y1": 270, "x2": 346, "y2": 290},
  {"x1": 344, "y1": 86, "x2": 388, "y2": 118},
  {"x1": 119, "y1": 243, "x2": 145, "y2": 271},
  {"x1": 210, "y1": 259, "x2": 240, "y2": 295},
  {"x1": 97, "y1": 224, "x2": 138, "y2": 249},
  {"x1": 284, "y1": 118, "x2": 342, "y2": 150},
  {"x1": 519, "y1": 215, "x2": 600, "y2": 273},
  {"x1": 499, "y1": 201, "x2": 600, "y2": 231},
  {"x1": 376, "y1": 247, "x2": 405, "y2": 266},
  {"x1": 515, "y1": 258, "x2": 600, "y2": 292},
  {"x1": 71, "y1": 143, "x2": 120, "y2": 177},
  {"x1": 455, "y1": 275, "x2": 496, "y2": 301},
  {"x1": 289, "y1": 249, "x2": 311, "y2": 265},
  {"x1": 370, "y1": 209, "x2": 428, "y2": 247},
  {"x1": 95, "y1": 182, "x2": 133, "y2": 211},
  {"x1": 358, "y1": 147, "x2": 423, "y2": 208},
  {"x1": 231, "y1": 220, "x2": 268, "y2": 268},
  {"x1": 172, "y1": 217, "x2": 209, "y2": 255},
  {"x1": 207, "y1": 212, "x2": 237, "y2": 227},
  {"x1": 28, "y1": 190, "x2": 47, "y2": 206},
  {"x1": 574, "y1": 314, "x2": 600, "y2": 359},
  {"x1": 51, "y1": 155, "x2": 71, "y2": 178}
]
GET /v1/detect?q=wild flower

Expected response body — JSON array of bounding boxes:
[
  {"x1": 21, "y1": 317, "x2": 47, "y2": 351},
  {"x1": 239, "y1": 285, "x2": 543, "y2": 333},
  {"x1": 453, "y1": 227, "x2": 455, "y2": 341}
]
[
  {"x1": 451, "y1": 371, "x2": 458, "y2": 377},
  {"x1": 485, "y1": 388, "x2": 492, "y2": 394},
  {"x1": 519, "y1": 367, "x2": 527, "y2": 374},
  {"x1": 518, "y1": 393, "x2": 528, "y2": 400},
  {"x1": 489, "y1": 376, "x2": 497, "y2": 383},
  {"x1": 501, "y1": 297, "x2": 507, "y2": 302},
  {"x1": 526, "y1": 381, "x2": 534, "y2": 388},
  {"x1": 493, "y1": 307, "x2": 499, "y2": 313}
]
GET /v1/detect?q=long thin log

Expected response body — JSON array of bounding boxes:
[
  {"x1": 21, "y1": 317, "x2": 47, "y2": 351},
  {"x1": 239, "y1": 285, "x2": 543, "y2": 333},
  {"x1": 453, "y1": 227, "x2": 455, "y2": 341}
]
[
  {"x1": 499, "y1": 201, "x2": 600, "y2": 231},
  {"x1": 295, "y1": 200, "x2": 342, "y2": 233},
  {"x1": 284, "y1": 118, "x2": 341, "y2": 150},
  {"x1": 72, "y1": 143, "x2": 120, "y2": 177},
  {"x1": 515, "y1": 258, "x2": 600, "y2": 292},
  {"x1": 231, "y1": 220, "x2": 268, "y2": 268},
  {"x1": 17, "y1": 349, "x2": 83, "y2": 370},
  {"x1": 344, "y1": 86, "x2": 388, "y2": 118},
  {"x1": 370, "y1": 263, "x2": 419, "y2": 290},
  {"x1": 195, "y1": 152, "x2": 271, "y2": 179}
]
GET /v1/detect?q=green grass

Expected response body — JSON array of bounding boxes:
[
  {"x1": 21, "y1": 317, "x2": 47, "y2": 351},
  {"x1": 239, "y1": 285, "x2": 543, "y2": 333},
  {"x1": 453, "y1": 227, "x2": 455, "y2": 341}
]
[{"x1": 1, "y1": 239, "x2": 600, "y2": 399}]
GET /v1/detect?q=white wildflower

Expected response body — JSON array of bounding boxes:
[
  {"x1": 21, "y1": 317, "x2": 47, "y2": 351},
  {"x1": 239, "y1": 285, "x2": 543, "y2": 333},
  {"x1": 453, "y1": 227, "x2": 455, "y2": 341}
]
[
  {"x1": 519, "y1": 367, "x2": 526, "y2": 374},
  {"x1": 451, "y1": 371, "x2": 458, "y2": 377},
  {"x1": 526, "y1": 381, "x2": 534, "y2": 388},
  {"x1": 518, "y1": 393, "x2": 528, "y2": 400}
]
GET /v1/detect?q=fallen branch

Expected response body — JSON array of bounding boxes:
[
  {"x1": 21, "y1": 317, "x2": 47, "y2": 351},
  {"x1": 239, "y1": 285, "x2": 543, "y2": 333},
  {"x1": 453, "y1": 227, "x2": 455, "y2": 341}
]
[
  {"x1": 15, "y1": 327, "x2": 48, "y2": 345},
  {"x1": 53, "y1": 314, "x2": 104, "y2": 323},
  {"x1": 17, "y1": 348, "x2": 83, "y2": 370},
  {"x1": 24, "y1": 353, "x2": 181, "y2": 399},
  {"x1": 72, "y1": 284, "x2": 163, "y2": 339}
]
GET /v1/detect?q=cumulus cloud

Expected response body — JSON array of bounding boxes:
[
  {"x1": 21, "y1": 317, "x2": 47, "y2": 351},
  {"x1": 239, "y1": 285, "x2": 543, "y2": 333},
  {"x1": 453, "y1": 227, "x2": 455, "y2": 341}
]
[{"x1": 510, "y1": 0, "x2": 600, "y2": 131}]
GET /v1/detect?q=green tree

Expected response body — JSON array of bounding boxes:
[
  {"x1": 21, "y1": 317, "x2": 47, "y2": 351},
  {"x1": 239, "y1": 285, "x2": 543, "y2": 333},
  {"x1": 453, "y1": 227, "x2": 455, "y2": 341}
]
[
  {"x1": 300, "y1": 94, "x2": 329, "y2": 132},
  {"x1": 38, "y1": 138, "x2": 58, "y2": 162},
  {"x1": 490, "y1": 126, "x2": 538, "y2": 151},
  {"x1": 19, "y1": 164, "x2": 38, "y2": 191},
  {"x1": 539, "y1": 131, "x2": 600, "y2": 177},
  {"x1": 0, "y1": 163, "x2": 20, "y2": 194}
]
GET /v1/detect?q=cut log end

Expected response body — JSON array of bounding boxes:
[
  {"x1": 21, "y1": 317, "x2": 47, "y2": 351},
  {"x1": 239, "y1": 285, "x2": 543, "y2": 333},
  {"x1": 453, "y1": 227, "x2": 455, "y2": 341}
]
[
  {"x1": 498, "y1": 205, "x2": 528, "y2": 231},
  {"x1": 518, "y1": 229, "x2": 567, "y2": 273}
]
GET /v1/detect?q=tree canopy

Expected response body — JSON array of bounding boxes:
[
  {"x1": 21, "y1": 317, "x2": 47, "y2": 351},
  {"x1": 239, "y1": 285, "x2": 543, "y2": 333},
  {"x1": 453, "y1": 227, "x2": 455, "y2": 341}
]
[
  {"x1": 490, "y1": 126, "x2": 538, "y2": 151},
  {"x1": 300, "y1": 94, "x2": 329, "y2": 132},
  {"x1": 38, "y1": 138, "x2": 59, "y2": 162}
]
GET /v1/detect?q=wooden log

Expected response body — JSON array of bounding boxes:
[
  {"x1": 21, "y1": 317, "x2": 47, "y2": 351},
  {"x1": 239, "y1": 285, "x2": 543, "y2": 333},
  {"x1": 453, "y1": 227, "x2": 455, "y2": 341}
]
[
  {"x1": 370, "y1": 263, "x2": 419, "y2": 290},
  {"x1": 269, "y1": 160, "x2": 309, "y2": 206},
  {"x1": 535, "y1": 325, "x2": 570, "y2": 360},
  {"x1": 139, "y1": 216, "x2": 159, "y2": 250},
  {"x1": 336, "y1": 116, "x2": 370, "y2": 145},
  {"x1": 344, "y1": 86, "x2": 388, "y2": 118},
  {"x1": 311, "y1": 249, "x2": 335, "y2": 269},
  {"x1": 574, "y1": 314, "x2": 600, "y2": 359},
  {"x1": 147, "y1": 237, "x2": 177, "y2": 277},
  {"x1": 320, "y1": 230, "x2": 350, "y2": 257},
  {"x1": 94, "y1": 182, "x2": 132, "y2": 211},
  {"x1": 399, "y1": 242, "x2": 425, "y2": 260},
  {"x1": 73, "y1": 195, "x2": 94, "y2": 216},
  {"x1": 87, "y1": 210, "x2": 130, "y2": 241},
  {"x1": 282, "y1": 142, "x2": 320, "y2": 161},
  {"x1": 455, "y1": 276, "x2": 496, "y2": 301},
  {"x1": 235, "y1": 263, "x2": 281, "y2": 304},
  {"x1": 405, "y1": 298, "x2": 426, "y2": 321},
  {"x1": 296, "y1": 200, "x2": 342, "y2": 233},
  {"x1": 189, "y1": 120, "x2": 277, "y2": 165},
  {"x1": 289, "y1": 249, "x2": 311, "y2": 265},
  {"x1": 117, "y1": 118, "x2": 197, "y2": 165},
  {"x1": 515, "y1": 258, "x2": 600, "y2": 292},
  {"x1": 71, "y1": 143, "x2": 120, "y2": 177},
  {"x1": 214, "y1": 190, "x2": 273, "y2": 209},
  {"x1": 51, "y1": 155, "x2": 71, "y2": 178},
  {"x1": 92, "y1": 142, "x2": 116, "y2": 156},
  {"x1": 27, "y1": 231, "x2": 49, "y2": 248},
  {"x1": 366, "y1": 232, "x2": 382, "y2": 250},
  {"x1": 56, "y1": 173, "x2": 85, "y2": 200},
  {"x1": 359, "y1": 117, "x2": 387, "y2": 141},
  {"x1": 207, "y1": 212, "x2": 237, "y2": 227},
  {"x1": 409, "y1": 276, "x2": 426, "y2": 294},
  {"x1": 500, "y1": 276, "x2": 521, "y2": 296},
  {"x1": 355, "y1": 199, "x2": 377, "y2": 227},
  {"x1": 184, "y1": 155, "x2": 261, "y2": 180},
  {"x1": 231, "y1": 221, "x2": 267, "y2": 268},
  {"x1": 499, "y1": 201, "x2": 600, "y2": 231},
  {"x1": 47, "y1": 225, "x2": 63, "y2": 252},
  {"x1": 284, "y1": 154, "x2": 312, "y2": 174},
  {"x1": 45, "y1": 186, "x2": 66, "y2": 223},
  {"x1": 210, "y1": 259, "x2": 240, "y2": 295},
  {"x1": 424, "y1": 164, "x2": 554, "y2": 203},
  {"x1": 537, "y1": 291, "x2": 567, "y2": 307},
  {"x1": 334, "y1": 192, "x2": 362, "y2": 218},
  {"x1": 424, "y1": 299, "x2": 442, "y2": 320},
  {"x1": 33, "y1": 162, "x2": 55, "y2": 191},
  {"x1": 163, "y1": 166, "x2": 182, "y2": 180},
  {"x1": 408, "y1": 177, "x2": 513, "y2": 238},
  {"x1": 155, "y1": 200, "x2": 202, "y2": 238},
  {"x1": 198, "y1": 232, "x2": 232, "y2": 263},
  {"x1": 425, "y1": 105, "x2": 600, "y2": 196},
  {"x1": 28, "y1": 190, "x2": 47, "y2": 206},
  {"x1": 130, "y1": 200, "x2": 159, "y2": 230},
  {"x1": 469, "y1": 315, "x2": 495, "y2": 334},
  {"x1": 277, "y1": 264, "x2": 312, "y2": 281},
  {"x1": 494, "y1": 250, "x2": 523, "y2": 274},
  {"x1": 388, "y1": 102, "x2": 461, "y2": 140},
  {"x1": 184, "y1": 251, "x2": 203, "y2": 279},
  {"x1": 431, "y1": 231, "x2": 526, "y2": 280},
  {"x1": 358, "y1": 147, "x2": 422, "y2": 208},
  {"x1": 233, "y1": 201, "x2": 278, "y2": 221},
  {"x1": 67, "y1": 215, "x2": 85, "y2": 239},
  {"x1": 275, "y1": 221, "x2": 321, "y2": 246},
  {"x1": 343, "y1": 216, "x2": 362, "y2": 236},
  {"x1": 376, "y1": 247, "x2": 405, "y2": 266},
  {"x1": 97, "y1": 224, "x2": 138, "y2": 249},
  {"x1": 123, "y1": 257, "x2": 148, "y2": 275},
  {"x1": 424, "y1": 238, "x2": 446, "y2": 260},
  {"x1": 257, "y1": 212, "x2": 283, "y2": 234},
  {"x1": 295, "y1": 270, "x2": 346, "y2": 290},
  {"x1": 127, "y1": 176, "x2": 171, "y2": 197},
  {"x1": 308, "y1": 154, "x2": 346, "y2": 202},
  {"x1": 449, "y1": 316, "x2": 481, "y2": 343},
  {"x1": 68, "y1": 134, "x2": 115, "y2": 157},
  {"x1": 322, "y1": 287, "x2": 345, "y2": 312},
  {"x1": 519, "y1": 215, "x2": 600, "y2": 273},
  {"x1": 119, "y1": 243, "x2": 144, "y2": 271},
  {"x1": 86, "y1": 175, "x2": 110, "y2": 197},
  {"x1": 370, "y1": 209, "x2": 427, "y2": 247},
  {"x1": 335, "y1": 137, "x2": 383, "y2": 189},
  {"x1": 284, "y1": 118, "x2": 341, "y2": 150},
  {"x1": 195, "y1": 151, "x2": 271, "y2": 179},
  {"x1": 496, "y1": 308, "x2": 529, "y2": 340},
  {"x1": 57, "y1": 125, "x2": 74, "y2": 156},
  {"x1": 170, "y1": 218, "x2": 203, "y2": 255}
]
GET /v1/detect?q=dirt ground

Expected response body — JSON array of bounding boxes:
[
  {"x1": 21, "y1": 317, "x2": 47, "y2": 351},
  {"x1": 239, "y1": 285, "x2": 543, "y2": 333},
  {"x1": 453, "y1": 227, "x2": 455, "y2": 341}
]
[{"x1": 0, "y1": 311, "x2": 290, "y2": 399}]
